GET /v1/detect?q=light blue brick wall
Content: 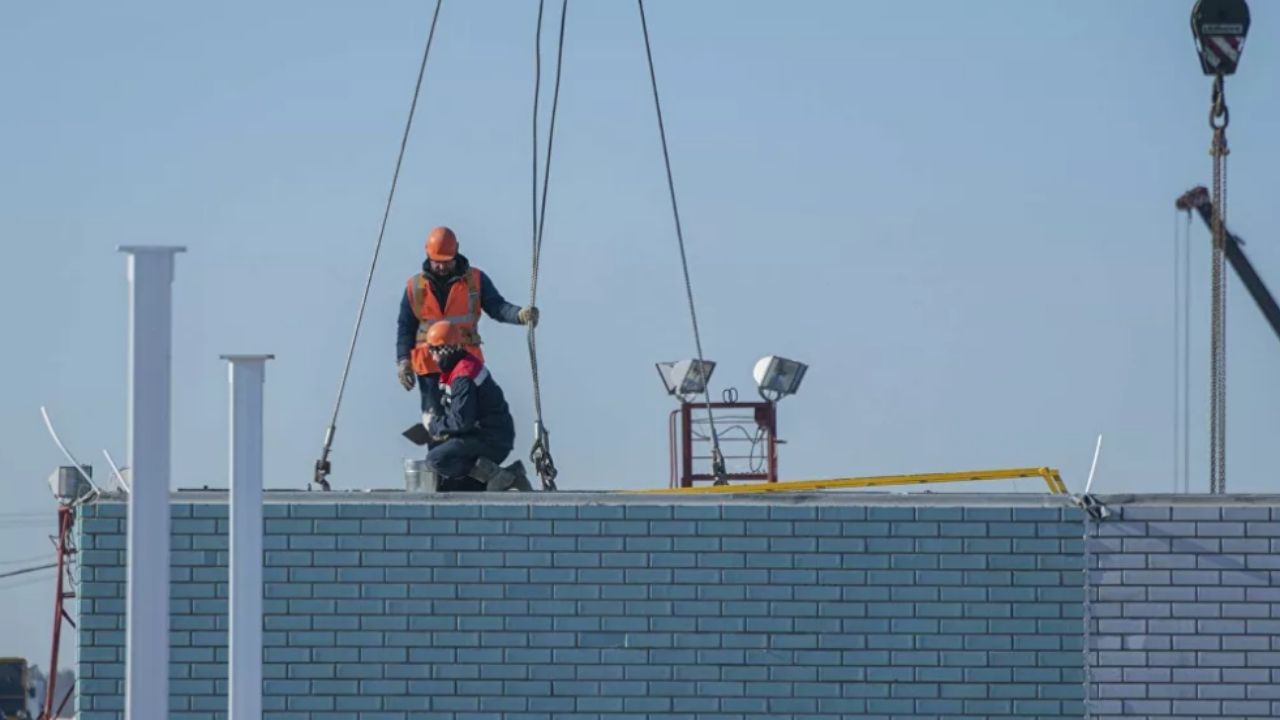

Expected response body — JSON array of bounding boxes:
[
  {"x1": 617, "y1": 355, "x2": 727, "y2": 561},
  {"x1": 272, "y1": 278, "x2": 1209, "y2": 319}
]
[
  {"x1": 1086, "y1": 504, "x2": 1280, "y2": 720},
  {"x1": 77, "y1": 500, "x2": 1086, "y2": 720}
]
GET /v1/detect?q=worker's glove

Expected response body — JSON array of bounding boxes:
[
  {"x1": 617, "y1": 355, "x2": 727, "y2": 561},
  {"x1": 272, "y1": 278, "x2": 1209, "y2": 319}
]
[
  {"x1": 422, "y1": 411, "x2": 447, "y2": 438},
  {"x1": 422, "y1": 413, "x2": 447, "y2": 445},
  {"x1": 397, "y1": 359, "x2": 416, "y2": 391},
  {"x1": 517, "y1": 306, "x2": 540, "y2": 327}
]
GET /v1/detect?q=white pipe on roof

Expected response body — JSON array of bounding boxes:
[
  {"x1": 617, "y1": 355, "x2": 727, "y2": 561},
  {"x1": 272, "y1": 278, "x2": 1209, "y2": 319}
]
[
  {"x1": 223, "y1": 354, "x2": 272, "y2": 720},
  {"x1": 119, "y1": 245, "x2": 184, "y2": 720}
]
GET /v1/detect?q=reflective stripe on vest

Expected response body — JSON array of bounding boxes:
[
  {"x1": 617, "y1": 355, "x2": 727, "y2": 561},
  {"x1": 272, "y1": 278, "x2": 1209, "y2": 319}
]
[{"x1": 408, "y1": 268, "x2": 483, "y2": 346}]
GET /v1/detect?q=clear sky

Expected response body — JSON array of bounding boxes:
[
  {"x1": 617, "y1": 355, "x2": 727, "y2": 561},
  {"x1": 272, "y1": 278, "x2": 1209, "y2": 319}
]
[{"x1": 2, "y1": 0, "x2": 1278, "y2": 668}]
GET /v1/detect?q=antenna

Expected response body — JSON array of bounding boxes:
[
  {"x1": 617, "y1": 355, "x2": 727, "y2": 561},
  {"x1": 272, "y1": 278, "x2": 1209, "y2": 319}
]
[
  {"x1": 1084, "y1": 433, "x2": 1103, "y2": 496},
  {"x1": 103, "y1": 449, "x2": 131, "y2": 494}
]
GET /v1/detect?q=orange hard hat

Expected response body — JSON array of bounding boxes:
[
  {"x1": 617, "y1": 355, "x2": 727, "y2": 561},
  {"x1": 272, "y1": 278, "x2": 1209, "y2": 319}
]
[
  {"x1": 426, "y1": 226, "x2": 458, "y2": 261},
  {"x1": 426, "y1": 321, "x2": 462, "y2": 348}
]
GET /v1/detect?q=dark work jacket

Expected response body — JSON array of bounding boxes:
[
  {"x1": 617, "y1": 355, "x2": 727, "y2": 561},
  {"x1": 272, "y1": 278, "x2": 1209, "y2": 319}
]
[
  {"x1": 396, "y1": 254, "x2": 522, "y2": 361},
  {"x1": 427, "y1": 353, "x2": 516, "y2": 450}
]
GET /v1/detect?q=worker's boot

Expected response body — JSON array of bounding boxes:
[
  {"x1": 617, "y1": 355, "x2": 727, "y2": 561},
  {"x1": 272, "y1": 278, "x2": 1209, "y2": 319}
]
[{"x1": 471, "y1": 457, "x2": 534, "y2": 492}]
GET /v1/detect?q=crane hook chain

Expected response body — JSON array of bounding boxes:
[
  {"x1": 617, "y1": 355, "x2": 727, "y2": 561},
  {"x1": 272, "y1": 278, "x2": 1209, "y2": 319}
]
[
  {"x1": 1210, "y1": 75, "x2": 1230, "y2": 130},
  {"x1": 1208, "y1": 74, "x2": 1230, "y2": 495}
]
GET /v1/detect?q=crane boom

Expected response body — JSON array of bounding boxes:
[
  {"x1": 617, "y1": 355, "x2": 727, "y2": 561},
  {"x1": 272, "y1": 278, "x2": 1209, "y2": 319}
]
[{"x1": 1176, "y1": 186, "x2": 1280, "y2": 346}]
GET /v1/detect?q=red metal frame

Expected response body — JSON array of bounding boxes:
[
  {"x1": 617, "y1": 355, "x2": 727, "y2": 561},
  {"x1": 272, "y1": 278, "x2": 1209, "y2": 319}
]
[
  {"x1": 670, "y1": 401, "x2": 778, "y2": 488},
  {"x1": 41, "y1": 505, "x2": 77, "y2": 720}
]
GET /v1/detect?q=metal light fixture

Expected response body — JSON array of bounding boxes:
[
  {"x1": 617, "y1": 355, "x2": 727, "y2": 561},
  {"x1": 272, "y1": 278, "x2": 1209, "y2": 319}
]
[
  {"x1": 753, "y1": 355, "x2": 808, "y2": 402},
  {"x1": 656, "y1": 359, "x2": 716, "y2": 400},
  {"x1": 47, "y1": 465, "x2": 94, "y2": 503}
]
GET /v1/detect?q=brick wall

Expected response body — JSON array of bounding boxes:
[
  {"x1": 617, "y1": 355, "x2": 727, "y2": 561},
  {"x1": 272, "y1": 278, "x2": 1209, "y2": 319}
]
[
  {"x1": 76, "y1": 498, "x2": 1086, "y2": 720},
  {"x1": 1087, "y1": 504, "x2": 1280, "y2": 720}
]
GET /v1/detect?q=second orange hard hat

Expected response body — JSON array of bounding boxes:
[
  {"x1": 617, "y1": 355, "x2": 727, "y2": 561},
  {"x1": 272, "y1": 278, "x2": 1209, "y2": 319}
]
[{"x1": 426, "y1": 321, "x2": 463, "y2": 348}]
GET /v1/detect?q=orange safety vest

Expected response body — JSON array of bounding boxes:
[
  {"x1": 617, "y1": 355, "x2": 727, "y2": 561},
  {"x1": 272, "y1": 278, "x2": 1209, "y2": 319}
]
[{"x1": 406, "y1": 268, "x2": 484, "y2": 375}]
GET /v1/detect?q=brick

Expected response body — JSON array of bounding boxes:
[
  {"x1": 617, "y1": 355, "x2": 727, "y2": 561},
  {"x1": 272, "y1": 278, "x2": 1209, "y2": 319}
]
[
  {"x1": 1198, "y1": 521, "x2": 1246, "y2": 537},
  {"x1": 1223, "y1": 635, "x2": 1271, "y2": 652},
  {"x1": 1120, "y1": 602, "x2": 1171, "y2": 618},
  {"x1": 648, "y1": 520, "x2": 696, "y2": 537},
  {"x1": 936, "y1": 522, "x2": 986, "y2": 538},
  {"x1": 1217, "y1": 506, "x2": 1269, "y2": 521},
  {"x1": 1147, "y1": 585, "x2": 1196, "y2": 602},
  {"x1": 336, "y1": 534, "x2": 385, "y2": 551},
  {"x1": 916, "y1": 538, "x2": 964, "y2": 556},
  {"x1": 860, "y1": 506, "x2": 910, "y2": 521},
  {"x1": 1152, "y1": 548, "x2": 1198, "y2": 566},
  {"x1": 716, "y1": 504, "x2": 767, "y2": 520},
  {"x1": 890, "y1": 521, "x2": 938, "y2": 537},
  {"x1": 989, "y1": 522, "x2": 1037, "y2": 539},
  {"x1": 1120, "y1": 506, "x2": 1171, "y2": 521},
  {"x1": 1119, "y1": 537, "x2": 1170, "y2": 554},
  {"x1": 1246, "y1": 587, "x2": 1280, "y2": 601},
  {"x1": 1121, "y1": 569, "x2": 1171, "y2": 585},
  {"x1": 1096, "y1": 520, "x2": 1150, "y2": 538},
  {"x1": 1246, "y1": 651, "x2": 1280, "y2": 666},
  {"x1": 959, "y1": 508, "x2": 1010, "y2": 522},
  {"x1": 1010, "y1": 538, "x2": 1058, "y2": 554},
  {"x1": 578, "y1": 536, "x2": 624, "y2": 553},
  {"x1": 1167, "y1": 506, "x2": 1221, "y2": 520},
  {"x1": 1095, "y1": 550, "x2": 1146, "y2": 568},
  {"x1": 1221, "y1": 569, "x2": 1270, "y2": 585}
]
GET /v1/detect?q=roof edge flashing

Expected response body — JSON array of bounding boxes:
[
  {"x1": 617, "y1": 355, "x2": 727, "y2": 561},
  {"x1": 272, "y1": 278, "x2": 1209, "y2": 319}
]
[{"x1": 78, "y1": 489, "x2": 1280, "y2": 507}]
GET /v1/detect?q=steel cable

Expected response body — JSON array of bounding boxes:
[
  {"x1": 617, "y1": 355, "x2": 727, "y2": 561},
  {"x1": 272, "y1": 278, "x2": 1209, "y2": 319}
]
[
  {"x1": 636, "y1": 0, "x2": 726, "y2": 481},
  {"x1": 314, "y1": 0, "x2": 445, "y2": 489},
  {"x1": 527, "y1": 0, "x2": 569, "y2": 491},
  {"x1": 1173, "y1": 210, "x2": 1182, "y2": 494},
  {"x1": 0, "y1": 563, "x2": 56, "y2": 581},
  {"x1": 1183, "y1": 212, "x2": 1192, "y2": 494},
  {"x1": 1173, "y1": 210, "x2": 1194, "y2": 494}
]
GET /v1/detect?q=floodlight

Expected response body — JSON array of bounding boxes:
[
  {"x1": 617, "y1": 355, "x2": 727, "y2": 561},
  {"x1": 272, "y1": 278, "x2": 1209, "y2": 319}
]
[
  {"x1": 656, "y1": 359, "x2": 716, "y2": 399},
  {"x1": 48, "y1": 465, "x2": 94, "y2": 502},
  {"x1": 753, "y1": 355, "x2": 808, "y2": 401}
]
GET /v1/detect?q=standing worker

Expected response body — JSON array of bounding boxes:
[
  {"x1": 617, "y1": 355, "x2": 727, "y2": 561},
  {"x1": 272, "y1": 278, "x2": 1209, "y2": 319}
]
[
  {"x1": 420, "y1": 321, "x2": 530, "y2": 491},
  {"x1": 397, "y1": 226, "x2": 538, "y2": 414}
]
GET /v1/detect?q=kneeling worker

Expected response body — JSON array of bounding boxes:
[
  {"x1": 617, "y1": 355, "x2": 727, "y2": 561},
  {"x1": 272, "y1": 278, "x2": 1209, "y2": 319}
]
[{"x1": 421, "y1": 321, "x2": 531, "y2": 492}]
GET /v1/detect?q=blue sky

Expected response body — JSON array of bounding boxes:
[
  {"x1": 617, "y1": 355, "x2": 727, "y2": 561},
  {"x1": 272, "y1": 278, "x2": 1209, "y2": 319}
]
[{"x1": 2, "y1": 0, "x2": 1279, "y2": 667}]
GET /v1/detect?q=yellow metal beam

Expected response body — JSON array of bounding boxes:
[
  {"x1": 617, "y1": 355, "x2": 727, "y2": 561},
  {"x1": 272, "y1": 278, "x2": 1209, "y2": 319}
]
[{"x1": 635, "y1": 467, "x2": 1070, "y2": 495}]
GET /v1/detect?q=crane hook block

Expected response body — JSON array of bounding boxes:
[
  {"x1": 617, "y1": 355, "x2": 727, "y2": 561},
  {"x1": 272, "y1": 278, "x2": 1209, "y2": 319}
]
[{"x1": 1192, "y1": 0, "x2": 1250, "y2": 76}]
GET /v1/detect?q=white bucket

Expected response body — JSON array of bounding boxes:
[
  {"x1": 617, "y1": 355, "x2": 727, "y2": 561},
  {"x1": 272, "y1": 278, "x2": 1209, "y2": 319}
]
[{"x1": 403, "y1": 458, "x2": 437, "y2": 493}]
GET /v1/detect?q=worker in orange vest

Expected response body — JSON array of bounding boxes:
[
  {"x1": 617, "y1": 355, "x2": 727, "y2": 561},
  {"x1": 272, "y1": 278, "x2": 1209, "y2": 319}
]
[{"x1": 397, "y1": 226, "x2": 538, "y2": 415}]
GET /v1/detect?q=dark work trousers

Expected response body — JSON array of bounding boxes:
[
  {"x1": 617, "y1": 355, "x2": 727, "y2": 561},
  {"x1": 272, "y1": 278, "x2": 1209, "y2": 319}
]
[
  {"x1": 425, "y1": 436, "x2": 513, "y2": 492},
  {"x1": 417, "y1": 373, "x2": 442, "y2": 413}
]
